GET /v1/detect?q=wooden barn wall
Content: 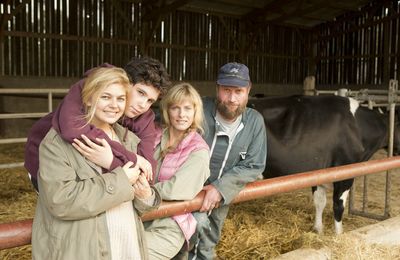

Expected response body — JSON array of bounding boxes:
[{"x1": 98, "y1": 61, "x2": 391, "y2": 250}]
[
  {"x1": 314, "y1": 0, "x2": 400, "y2": 87},
  {"x1": 0, "y1": 0, "x2": 309, "y2": 86}
]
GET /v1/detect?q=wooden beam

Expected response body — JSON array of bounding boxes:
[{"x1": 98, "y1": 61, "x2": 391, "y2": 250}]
[
  {"x1": 217, "y1": 15, "x2": 240, "y2": 49},
  {"x1": 306, "y1": 32, "x2": 318, "y2": 76},
  {"x1": 242, "y1": 0, "x2": 294, "y2": 23},
  {"x1": 141, "y1": 17, "x2": 162, "y2": 55},
  {"x1": 143, "y1": 0, "x2": 190, "y2": 21},
  {"x1": 313, "y1": 0, "x2": 391, "y2": 39},
  {"x1": 241, "y1": 30, "x2": 258, "y2": 62},
  {"x1": 139, "y1": 0, "x2": 162, "y2": 55},
  {"x1": 110, "y1": 0, "x2": 140, "y2": 36},
  {"x1": 0, "y1": 0, "x2": 31, "y2": 40},
  {"x1": 4, "y1": 30, "x2": 140, "y2": 45},
  {"x1": 316, "y1": 11, "x2": 400, "y2": 42},
  {"x1": 382, "y1": 19, "x2": 390, "y2": 85},
  {"x1": 8, "y1": 0, "x2": 31, "y2": 17},
  {"x1": 140, "y1": 0, "x2": 191, "y2": 54},
  {"x1": 0, "y1": 10, "x2": 9, "y2": 41},
  {"x1": 268, "y1": 0, "x2": 306, "y2": 24}
]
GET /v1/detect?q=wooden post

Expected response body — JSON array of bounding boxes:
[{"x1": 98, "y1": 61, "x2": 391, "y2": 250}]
[
  {"x1": 382, "y1": 19, "x2": 390, "y2": 85},
  {"x1": 238, "y1": 22, "x2": 247, "y2": 63},
  {"x1": 303, "y1": 76, "x2": 315, "y2": 96},
  {"x1": 140, "y1": 21, "x2": 150, "y2": 56},
  {"x1": 0, "y1": 0, "x2": 12, "y2": 75},
  {"x1": 238, "y1": 20, "x2": 259, "y2": 63},
  {"x1": 307, "y1": 32, "x2": 318, "y2": 77},
  {"x1": 304, "y1": 31, "x2": 317, "y2": 96}
]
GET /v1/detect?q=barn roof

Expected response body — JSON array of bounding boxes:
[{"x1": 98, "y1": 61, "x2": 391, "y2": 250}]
[{"x1": 137, "y1": 0, "x2": 374, "y2": 28}]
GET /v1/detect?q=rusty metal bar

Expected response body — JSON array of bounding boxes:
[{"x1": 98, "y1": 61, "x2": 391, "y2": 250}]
[
  {"x1": 0, "y1": 112, "x2": 48, "y2": 119},
  {"x1": 0, "y1": 220, "x2": 32, "y2": 250},
  {"x1": 0, "y1": 162, "x2": 24, "y2": 169},
  {"x1": 383, "y1": 79, "x2": 398, "y2": 217},
  {"x1": 1, "y1": 156, "x2": 400, "y2": 250},
  {"x1": 362, "y1": 175, "x2": 368, "y2": 211},
  {"x1": 349, "y1": 80, "x2": 398, "y2": 219},
  {"x1": 0, "y1": 137, "x2": 27, "y2": 144},
  {"x1": 347, "y1": 209, "x2": 388, "y2": 221}
]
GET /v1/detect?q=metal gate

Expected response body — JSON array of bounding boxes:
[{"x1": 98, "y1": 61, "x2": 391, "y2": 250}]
[
  {"x1": 0, "y1": 88, "x2": 68, "y2": 169},
  {"x1": 305, "y1": 77, "x2": 400, "y2": 220}
]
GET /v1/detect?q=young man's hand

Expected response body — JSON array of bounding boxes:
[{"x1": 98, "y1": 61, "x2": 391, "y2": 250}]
[
  {"x1": 72, "y1": 135, "x2": 113, "y2": 169},
  {"x1": 122, "y1": 161, "x2": 141, "y2": 184}
]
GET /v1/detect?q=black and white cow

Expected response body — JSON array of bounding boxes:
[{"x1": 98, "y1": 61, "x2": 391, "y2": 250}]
[{"x1": 249, "y1": 95, "x2": 399, "y2": 234}]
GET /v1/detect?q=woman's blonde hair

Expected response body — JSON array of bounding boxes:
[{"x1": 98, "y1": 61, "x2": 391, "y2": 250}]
[
  {"x1": 81, "y1": 67, "x2": 131, "y2": 124},
  {"x1": 159, "y1": 82, "x2": 205, "y2": 157},
  {"x1": 160, "y1": 82, "x2": 205, "y2": 134}
]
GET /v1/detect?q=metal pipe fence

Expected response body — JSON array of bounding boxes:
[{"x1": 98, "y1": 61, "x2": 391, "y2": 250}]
[
  {"x1": 1, "y1": 155, "x2": 400, "y2": 250},
  {"x1": 305, "y1": 79, "x2": 400, "y2": 220}
]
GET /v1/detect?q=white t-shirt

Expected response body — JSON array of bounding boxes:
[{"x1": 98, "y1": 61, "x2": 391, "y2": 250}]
[{"x1": 215, "y1": 112, "x2": 242, "y2": 141}]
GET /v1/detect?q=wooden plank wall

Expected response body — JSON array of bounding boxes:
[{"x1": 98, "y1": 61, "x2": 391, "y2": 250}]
[
  {"x1": 1, "y1": 0, "x2": 141, "y2": 77},
  {"x1": 315, "y1": 1, "x2": 400, "y2": 86},
  {"x1": 1, "y1": 0, "x2": 308, "y2": 85},
  {"x1": 249, "y1": 26, "x2": 308, "y2": 84}
]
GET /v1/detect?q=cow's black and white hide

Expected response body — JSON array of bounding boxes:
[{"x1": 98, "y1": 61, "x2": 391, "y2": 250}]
[{"x1": 249, "y1": 95, "x2": 399, "y2": 234}]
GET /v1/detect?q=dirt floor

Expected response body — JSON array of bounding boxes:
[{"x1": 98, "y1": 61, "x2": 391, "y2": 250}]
[{"x1": 0, "y1": 145, "x2": 399, "y2": 259}]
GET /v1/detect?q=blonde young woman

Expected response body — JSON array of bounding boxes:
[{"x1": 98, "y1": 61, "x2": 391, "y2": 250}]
[
  {"x1": 32, "y1": 67, "x2": 160, "y2": 260},
  {"x1": 144, "y1": 83, "x2": 210, "y2": 259}
]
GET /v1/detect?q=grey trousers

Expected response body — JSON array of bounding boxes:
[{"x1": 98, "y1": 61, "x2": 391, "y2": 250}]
[{"x1": 188, "y1": 205, "x2": 230, "y2": 260}]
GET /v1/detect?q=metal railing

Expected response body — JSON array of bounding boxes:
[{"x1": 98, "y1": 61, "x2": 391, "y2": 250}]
[
  {"x1": 1, "y1": 155, "x2": 400, "y2": 250},
  {"x1": 305, "y1": 79, "x2": 400, "y2": 221},
  {"x1": 0, "y1": 88, "x2": 68, "y2": 169}
]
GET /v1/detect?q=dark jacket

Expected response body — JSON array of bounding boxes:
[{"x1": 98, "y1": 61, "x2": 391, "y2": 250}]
[{"x1": 202, "y1": 97, "x2": 267, "y2": 204}]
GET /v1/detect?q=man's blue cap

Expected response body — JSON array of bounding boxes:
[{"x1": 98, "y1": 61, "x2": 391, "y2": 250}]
[{"x1": 217, "y1": 62, "x2": 250, "y2": 87}]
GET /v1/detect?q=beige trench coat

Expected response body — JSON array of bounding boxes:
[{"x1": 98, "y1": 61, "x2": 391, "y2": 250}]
[{"x1": 32, "y1": 124, "x2": 160, "y2": 260}]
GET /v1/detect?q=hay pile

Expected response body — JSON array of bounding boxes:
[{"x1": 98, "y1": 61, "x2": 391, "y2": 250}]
[
  {"x1": 216, "y1": 190, "x2": 400, "y2": 259},
  {"x1": 0, "y1": 144, "x2": 399, "y2": 259},
  {"x1": 0, "y1": 143, "x2": 35, "y2": 260},
  {"x1": 328, "y1": 234, "x2": 400, "y2": 259}
]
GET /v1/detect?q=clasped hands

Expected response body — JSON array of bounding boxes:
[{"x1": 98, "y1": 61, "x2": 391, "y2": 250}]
[{"x1": 72, "y1": 134, "x2": 152, "y2": 199}]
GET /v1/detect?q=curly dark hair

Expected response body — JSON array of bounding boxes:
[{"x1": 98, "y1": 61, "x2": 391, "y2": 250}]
[{"x1": 124, "y1": 56, "x2": 171, "y2": 96}]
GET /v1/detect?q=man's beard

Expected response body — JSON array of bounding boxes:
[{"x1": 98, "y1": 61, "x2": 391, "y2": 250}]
[{"x1": 216, "y1": 98, "x2": 247, "y2": 121}]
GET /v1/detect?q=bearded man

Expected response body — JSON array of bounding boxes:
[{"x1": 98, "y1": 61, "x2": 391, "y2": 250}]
[{"x1": 188, "y1": 62, "x2": 267, "y2": 260}]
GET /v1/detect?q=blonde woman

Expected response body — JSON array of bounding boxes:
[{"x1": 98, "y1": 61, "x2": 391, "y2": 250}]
[
  {"x1": 32, "y1": 67, "x2": 160, "y2": 260},
  {"x1": 144, "y1": 83, "x2": 210, "y2": 259}
]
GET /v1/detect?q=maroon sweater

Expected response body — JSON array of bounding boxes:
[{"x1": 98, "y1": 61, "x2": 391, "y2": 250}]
[{"x1": 24, "y1": 65, "x2": 158, "y2": 184}]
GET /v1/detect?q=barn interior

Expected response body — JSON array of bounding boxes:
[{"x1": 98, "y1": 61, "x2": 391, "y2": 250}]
[
  {"x1": 1, "y1": 0, "x2": 400, "y2": 259},
  {"x1": 1, "y1": 0, "x2": 399, "y2": 138}
]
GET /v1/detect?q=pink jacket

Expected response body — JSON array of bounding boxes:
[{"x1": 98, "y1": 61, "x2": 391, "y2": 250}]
[{"x1": 156, "y1": 130, "x2": 209, "y2": 243}]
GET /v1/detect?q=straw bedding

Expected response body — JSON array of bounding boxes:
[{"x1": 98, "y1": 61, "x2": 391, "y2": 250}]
[{"x1": 0, "y1": 145, "x2": 399, "y2": 259}]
